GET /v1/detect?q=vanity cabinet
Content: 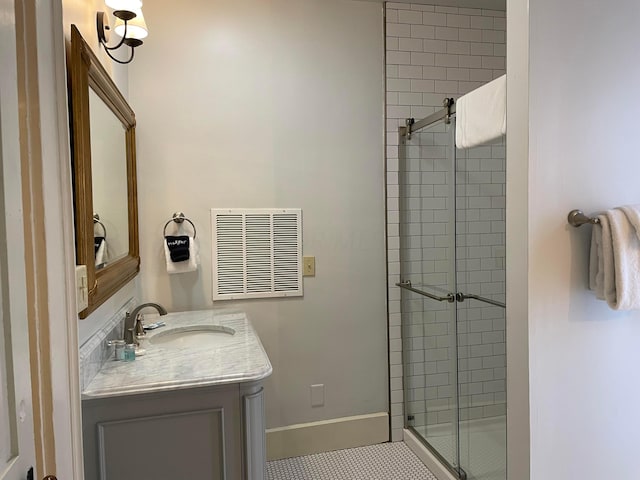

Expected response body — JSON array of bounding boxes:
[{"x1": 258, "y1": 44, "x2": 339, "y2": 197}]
[{"x1": 82, "y1": 381, "x2": 265, "y2": 480}]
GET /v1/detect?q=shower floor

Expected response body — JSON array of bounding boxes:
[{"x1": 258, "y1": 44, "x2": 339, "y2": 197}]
[{"x1": 414, "y1": 415, "x2": 506, "y2": 480}]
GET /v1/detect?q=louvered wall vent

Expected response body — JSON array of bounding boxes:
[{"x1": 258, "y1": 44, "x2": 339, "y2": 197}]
[{"x1": 212, "y1": 208, "x2": 303, "y2": 300}]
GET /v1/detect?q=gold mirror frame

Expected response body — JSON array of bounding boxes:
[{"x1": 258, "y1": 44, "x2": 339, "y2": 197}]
[{"x1": 70, "y1": 26, "x2": 139, "y2": 319}]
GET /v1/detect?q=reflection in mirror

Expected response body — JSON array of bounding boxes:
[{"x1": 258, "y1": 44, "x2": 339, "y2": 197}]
[{"x1": 89, "y1": 89, "x2": 129, "y2": 269}]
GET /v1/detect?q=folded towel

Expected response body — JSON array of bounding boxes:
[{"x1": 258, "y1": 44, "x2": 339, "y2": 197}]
[
  {"x1": 589, "y1": 216, "x2": 603, "y2": 298},
  {"x1": 455, "y1": 74, "x2": 506, "y2": 149},
  {"x1": 619, "y1": 204, "x2": 640, "y2": 241},
  {"x1": 165, "y1": 235, "x2": 190, "y2": 262},
  {"x1": 589, "y1": 207, "x2": 640, "y2": 310},
  {"x1": 95, "y1": 236, "x2": 107, "y2": 268},
  {"x1": 164, "y1": 235, "x2": 199, "y2": 274}
]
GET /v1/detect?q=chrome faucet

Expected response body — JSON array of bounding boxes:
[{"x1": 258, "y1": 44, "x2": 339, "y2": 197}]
[{"x1": 124, "y1": 302, "x2": 167, "y2": 345}]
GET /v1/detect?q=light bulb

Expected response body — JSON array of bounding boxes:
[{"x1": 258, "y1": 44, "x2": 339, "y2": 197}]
[
  {"x1": 105, "y1": 0, "x2": 142, "y2": 10},
  {"x1": 114, "y1": 8, "x2": 148, "y2": 40}
]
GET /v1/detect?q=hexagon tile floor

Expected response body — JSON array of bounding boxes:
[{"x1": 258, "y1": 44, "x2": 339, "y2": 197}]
[{"x1": 266, "y1": 442, "x2": 438, "y2": 480}]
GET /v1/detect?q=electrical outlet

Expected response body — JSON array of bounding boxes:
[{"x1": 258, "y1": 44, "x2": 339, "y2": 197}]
[
  {"x1": 303, "y1": 256, "x2": 315, "y2": 277},
  {"x1": 310, "y1": 384, "x2": 324, "y2": 407},
  {"x1": 75, "y1": 265, "x2": 88, "y2": 313}
]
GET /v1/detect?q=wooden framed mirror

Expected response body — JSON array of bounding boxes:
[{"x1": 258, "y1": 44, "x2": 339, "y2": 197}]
[{"x1": 69, "y1": 25, "x2": 139, "y2": 318}]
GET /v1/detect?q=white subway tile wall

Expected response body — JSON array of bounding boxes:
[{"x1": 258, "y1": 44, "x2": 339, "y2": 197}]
[
  {"x1": 456, "y1": 142, "x2": 506, "y2": 423},
  {"x1": 385, "y1": 2, "x2": 505, "y2": 442}
]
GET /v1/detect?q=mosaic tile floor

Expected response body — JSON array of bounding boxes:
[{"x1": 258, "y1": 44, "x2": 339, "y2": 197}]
[{"x1": 266, "y1": 442, "x2": 438, "y2": 480}]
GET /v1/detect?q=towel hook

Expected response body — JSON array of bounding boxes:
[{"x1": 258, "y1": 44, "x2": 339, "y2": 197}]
[
  {"x1": 568, "y1": 209, "x2": 600, "y2": 228},
  {"x1": 163, "y1": 212, "x2": 197, "y2": 238},
  {"x1": 93, "y1": 213, "x2": 107, "y2": 238}
]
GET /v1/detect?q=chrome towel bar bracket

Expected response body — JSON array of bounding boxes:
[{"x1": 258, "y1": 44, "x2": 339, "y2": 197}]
[{"x1": 568, "y1": 209, "x2": 600, "y2": 228}]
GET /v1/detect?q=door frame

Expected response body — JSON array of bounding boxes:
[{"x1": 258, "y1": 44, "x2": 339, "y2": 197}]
[{"x1": 15, "y1": 0, "x2": 84, "y2": 477}]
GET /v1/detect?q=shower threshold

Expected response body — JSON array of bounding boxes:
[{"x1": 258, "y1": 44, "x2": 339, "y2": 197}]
[{"x1": 407, "y1": 416, "x2": 506, "y2": 480}]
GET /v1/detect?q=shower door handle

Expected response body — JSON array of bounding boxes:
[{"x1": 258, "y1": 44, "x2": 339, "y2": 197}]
[
  {"x1": 456, "y1": 292, "x2": 506, "y2": 308},
  {"x1": 396, "y1": 282, "x2": 506, "y2": 308},
  {"x1": 396, "y1": 281, "x2": 456, "y2": 303}
]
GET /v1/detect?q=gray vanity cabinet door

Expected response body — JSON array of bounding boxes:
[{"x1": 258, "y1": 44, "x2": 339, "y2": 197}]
[
  {"x1": 82, "y1": 384, "x2": 242, "y2": 480},
  {"x1": 98, "y1": 409, "x2": 225, "y2": 479}
]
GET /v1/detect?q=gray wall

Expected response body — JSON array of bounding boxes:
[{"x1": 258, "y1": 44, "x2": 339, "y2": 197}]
[{"x1": 129, "y1": 0, "x2": 388, "y2": 430}]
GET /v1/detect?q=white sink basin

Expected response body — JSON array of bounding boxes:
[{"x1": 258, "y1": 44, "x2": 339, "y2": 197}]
[{"x1": 148, "y1": 325, "x2": 236, "y2": 349}]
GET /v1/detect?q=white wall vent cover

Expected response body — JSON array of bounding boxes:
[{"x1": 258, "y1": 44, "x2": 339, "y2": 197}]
[{"x1": 212, "y1": 208, "x2": 303, "y2": 300}]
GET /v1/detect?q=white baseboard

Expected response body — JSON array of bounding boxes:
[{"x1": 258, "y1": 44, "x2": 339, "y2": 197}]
[
  {"x1": 403, "y1": 428, "x2": 457, "y2": 480},
  {"x1": 266, "y1": 412, "x2": 389, "y2": 461}
]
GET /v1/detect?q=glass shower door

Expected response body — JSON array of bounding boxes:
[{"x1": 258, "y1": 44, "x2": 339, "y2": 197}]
[
  {"x1": 399, "y1": 116, "x2": 507, "y2": 480},
  {"x1": 398, "y1": 119, "x2": 460, "y2": 472},
  {"x1": 455, "y1": 137, "x2": 507, "y2": 480}
]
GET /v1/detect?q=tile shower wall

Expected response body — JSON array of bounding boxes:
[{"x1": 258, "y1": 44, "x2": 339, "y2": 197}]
[
  {"x1": 456, "y1": 143, "x2": 506, "y2": 422},
  {"x1": 386, "y1": 2, "x2": 505, "y2": 441}
]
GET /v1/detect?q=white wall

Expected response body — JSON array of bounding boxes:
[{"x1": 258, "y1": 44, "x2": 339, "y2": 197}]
[
  {"x1": 129, "y1": 0, "x2": 387, "y2": 429},
  {"x1": 523, "y1": 0, "x2": 640, "y2": 478}
]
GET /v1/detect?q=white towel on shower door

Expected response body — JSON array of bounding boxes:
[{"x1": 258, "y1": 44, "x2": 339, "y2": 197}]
[{"x1": 455, "y1": 74, "x2": 506, "y2": 149}]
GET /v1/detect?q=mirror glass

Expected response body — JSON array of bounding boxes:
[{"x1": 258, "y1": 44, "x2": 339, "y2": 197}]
[{"x1": 89, "y1": 89, "x2": 129, "y2": 269}]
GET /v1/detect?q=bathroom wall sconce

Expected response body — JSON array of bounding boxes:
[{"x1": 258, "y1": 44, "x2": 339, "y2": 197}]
[{"x1": 96, "y1": 0, "x2": 148, "y2": 65}]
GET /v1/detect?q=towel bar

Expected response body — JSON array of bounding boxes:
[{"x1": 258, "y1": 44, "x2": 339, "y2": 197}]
[
  {"x1": 568, "y1": 209, "x2": 600, "y2": 228},
  {"x1": 164, "y1": 212, "x2": 197, "y2": 238}
]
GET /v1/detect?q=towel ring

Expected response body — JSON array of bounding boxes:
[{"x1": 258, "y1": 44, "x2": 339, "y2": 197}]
[
  {"x1": 163, "y1": 212, "x2": 197, "y2": 238},
  {"x1": 93, "y1": 213, "x2": 107, "y2": 238}
]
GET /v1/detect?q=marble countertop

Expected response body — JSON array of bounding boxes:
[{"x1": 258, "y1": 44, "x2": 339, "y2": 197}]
[{"x1": 82, "y1": 309, "x2": 272, "y2": 400}]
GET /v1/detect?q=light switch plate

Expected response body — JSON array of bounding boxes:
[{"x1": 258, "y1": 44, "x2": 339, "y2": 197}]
[
  {"x1": 303, "y1": 256, "x2": 315, "y2": 277},
  {"x1": 310, "y1": 384, "x2": 324, "y2": 407},
  {"x1": 75, "y1": 265, "x2": 88, "y2": 313}
]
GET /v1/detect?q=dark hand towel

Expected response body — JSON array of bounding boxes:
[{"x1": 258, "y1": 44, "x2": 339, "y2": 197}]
[{"x1": 165, "y1": 235, "x2": 190, "y2": 262}]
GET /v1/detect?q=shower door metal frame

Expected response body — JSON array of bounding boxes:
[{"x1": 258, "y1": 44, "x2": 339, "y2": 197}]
[{"x1": 402, "y1": 98, "x2": 456, "y2": 140}]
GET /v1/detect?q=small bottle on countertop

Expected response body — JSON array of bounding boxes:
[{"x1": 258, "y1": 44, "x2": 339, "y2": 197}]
[
  {"x1": 123, "y1": 343, "x2": 136, "y2": 362},
  {"x1": 114, "y1": 340, "x2": 126, "y2": 361}
]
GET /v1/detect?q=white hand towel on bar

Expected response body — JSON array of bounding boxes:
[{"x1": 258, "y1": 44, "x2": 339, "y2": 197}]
[
  {"x1": 589, "y1": 215, "x2": 605, "y2": 299},
  {"x1": 164, "y1": 236, "x2": 199, "y2": 274},
  {"x1": 619, "y1": 204, "x2": 640, "y2": 237},
  {"x1": 455, "y1": 74, "x2": 506, "y2": 149},
  {"x1": 95, "y1": 238, "x2": 107, "y2": 268},
  {"x1": 589, "y1": 206, "x2": 640, "y2": 310}
]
